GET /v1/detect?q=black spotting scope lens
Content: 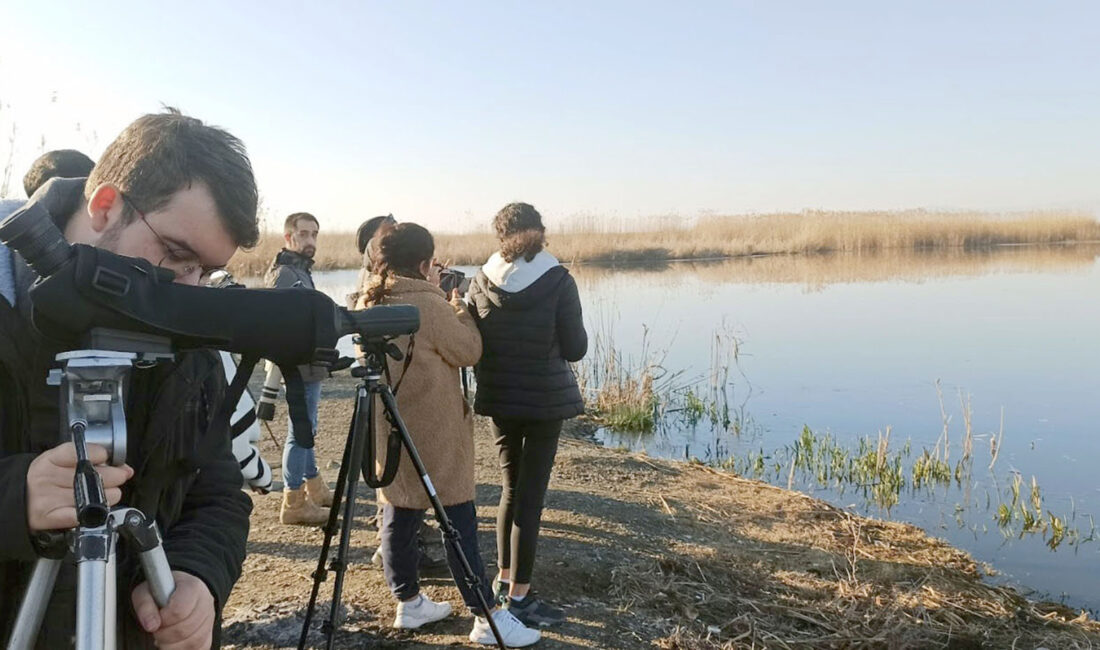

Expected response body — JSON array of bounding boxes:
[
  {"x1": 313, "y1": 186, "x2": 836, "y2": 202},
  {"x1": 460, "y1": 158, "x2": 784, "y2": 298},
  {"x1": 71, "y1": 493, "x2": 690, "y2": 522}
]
[
  {"x1": 0, "y1": 203, "x2": 73, "y2": 278},
  {"x1": 337, "y1": 304, "x2": 420, "y2": 341}
]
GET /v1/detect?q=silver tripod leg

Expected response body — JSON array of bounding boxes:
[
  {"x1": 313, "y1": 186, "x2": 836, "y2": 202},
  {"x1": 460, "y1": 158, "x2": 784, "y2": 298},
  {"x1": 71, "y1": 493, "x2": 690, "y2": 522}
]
[
  {"x1": 6, "y1": 558, "x2": 63, "y2": 650},
  {"x1": 104, "y1": 536, "x2": 117, "y2": 650},
  {"x1": 115, "y1": 508, "x2": 175, "y2": 609},
  {"x1": 75, "y1": 525, "x2": 111, "y2": 650}
]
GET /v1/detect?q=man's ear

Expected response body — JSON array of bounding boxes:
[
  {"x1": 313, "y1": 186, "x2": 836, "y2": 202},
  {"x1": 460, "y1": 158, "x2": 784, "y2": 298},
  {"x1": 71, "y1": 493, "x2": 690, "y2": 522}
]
[
  {"x1": 86, "y1": 184, "x2": 124, "y2": 234},
  {"x1": 284, "y1": 231, "x2": 293, "y2": 247}
]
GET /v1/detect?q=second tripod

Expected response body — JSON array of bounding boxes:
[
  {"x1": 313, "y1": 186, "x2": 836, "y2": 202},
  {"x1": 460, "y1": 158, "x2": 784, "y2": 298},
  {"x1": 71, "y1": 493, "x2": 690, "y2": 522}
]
[{"x1": 297, "y1": 338, "x2": 505, "y2": 650}]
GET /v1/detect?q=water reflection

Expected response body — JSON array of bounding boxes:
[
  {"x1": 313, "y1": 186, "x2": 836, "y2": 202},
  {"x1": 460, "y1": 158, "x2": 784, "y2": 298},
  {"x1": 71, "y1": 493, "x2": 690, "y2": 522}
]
[
  {"x1": 570, "y1": 244, "x2": 1100, "y2": 290},
  {"x1": 301, "y1": 246, "x2": 1100, "y2": 612}
]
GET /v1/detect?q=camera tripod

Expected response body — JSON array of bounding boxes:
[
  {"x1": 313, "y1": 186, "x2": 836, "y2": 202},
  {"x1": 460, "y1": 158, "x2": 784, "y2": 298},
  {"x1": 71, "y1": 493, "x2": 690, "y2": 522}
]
[
  {"x1": 298, "y1": 337, "x2": 505, "y2": 650},
  {"x1": 7, "y1": 341, "x2": 177, "y2": 650}
]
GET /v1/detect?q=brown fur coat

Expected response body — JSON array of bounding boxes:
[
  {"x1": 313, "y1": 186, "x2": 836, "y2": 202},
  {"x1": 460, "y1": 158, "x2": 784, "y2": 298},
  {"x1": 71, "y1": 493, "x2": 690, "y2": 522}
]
[{"x1": 356, "y1": 275, "x2": 482, "y2": 508}]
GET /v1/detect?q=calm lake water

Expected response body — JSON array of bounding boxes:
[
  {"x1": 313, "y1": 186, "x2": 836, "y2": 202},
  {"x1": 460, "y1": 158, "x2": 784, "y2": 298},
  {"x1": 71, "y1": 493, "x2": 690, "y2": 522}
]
[{"x1": 308, "y1": 246, "x2": 1100, "y2": 613}]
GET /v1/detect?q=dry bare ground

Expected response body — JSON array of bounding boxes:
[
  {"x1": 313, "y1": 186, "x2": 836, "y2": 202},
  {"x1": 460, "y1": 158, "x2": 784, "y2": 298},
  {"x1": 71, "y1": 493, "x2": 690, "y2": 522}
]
[{"x1": 222, "y1": 375, "x2": 1100, "y2": 649}]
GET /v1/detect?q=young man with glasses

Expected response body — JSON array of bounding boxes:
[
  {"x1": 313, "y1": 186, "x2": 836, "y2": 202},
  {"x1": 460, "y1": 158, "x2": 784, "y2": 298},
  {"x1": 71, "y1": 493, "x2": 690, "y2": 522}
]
[{"x1": 0, "y1": 109, "x2": 258, "y2": 649}]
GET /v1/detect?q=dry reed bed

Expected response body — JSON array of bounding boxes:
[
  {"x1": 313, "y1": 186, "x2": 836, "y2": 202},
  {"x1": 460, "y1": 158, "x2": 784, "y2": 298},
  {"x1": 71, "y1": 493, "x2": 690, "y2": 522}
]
[
  {"x1": 227, "y1": 210, "x2": 1100, "y2": 277},
  {"x1": 613, "y1": 460, "x2": 1100, "y2": 649}
]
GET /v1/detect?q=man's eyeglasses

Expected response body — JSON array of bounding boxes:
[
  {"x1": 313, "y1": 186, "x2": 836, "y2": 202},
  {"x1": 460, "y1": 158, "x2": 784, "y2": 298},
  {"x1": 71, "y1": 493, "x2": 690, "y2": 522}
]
[{"x1": 119, "y1": 192, "x2": 224, "y2": 283}]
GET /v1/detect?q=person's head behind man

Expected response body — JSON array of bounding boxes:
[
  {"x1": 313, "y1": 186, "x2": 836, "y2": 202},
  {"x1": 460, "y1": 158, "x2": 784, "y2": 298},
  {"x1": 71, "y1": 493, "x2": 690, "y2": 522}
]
[
  {"x1": 23, "y1": 149, "x2": 94, "y2": 197},
  {"x1": 61, "y1": 108, "x2": 259, "y2": 285},
  {"x1": 284, "y1": 212, "x2": 319, "y2": 259},
  {"x1": 356, "y1": 214, "x2": 396, "y2": 255}
]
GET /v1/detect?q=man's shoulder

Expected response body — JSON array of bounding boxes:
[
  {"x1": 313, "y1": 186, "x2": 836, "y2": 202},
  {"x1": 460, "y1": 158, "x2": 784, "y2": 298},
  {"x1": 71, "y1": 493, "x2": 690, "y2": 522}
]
[
  {"x1": 0, "y1": 199, "x2": 24, "y2": 307},
  {"x1": 0, "y1": 198, "x2": 24, "y2": 216}
]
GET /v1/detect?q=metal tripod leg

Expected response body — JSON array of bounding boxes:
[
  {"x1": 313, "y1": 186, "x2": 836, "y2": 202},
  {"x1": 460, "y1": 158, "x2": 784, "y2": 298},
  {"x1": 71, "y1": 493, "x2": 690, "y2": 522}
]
[
  {"x1": 320, "y1": 384, "x2": 372, "y2": 650},
  {"x1": 7, "y1": 558, "x2": 64, "y2": 650},
  {"x1": 105, "y1": 536, "x2": 118, "y2": 650},
  {"x1": 298, "y1": 385, "x2": 367, "y2": 650},
  {"x1": 75, "y1": 524, "x2": 111, "y2": 650}
]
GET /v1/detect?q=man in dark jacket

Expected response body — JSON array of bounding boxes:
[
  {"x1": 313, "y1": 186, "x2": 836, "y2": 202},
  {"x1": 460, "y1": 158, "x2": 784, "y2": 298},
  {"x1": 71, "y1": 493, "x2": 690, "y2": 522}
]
[
  {"x1": 0, "y1": 109, "x2": 258, "y2": 649},
  {"x1": 260, "y1": 212, "x2": 333, "y2": 525}
]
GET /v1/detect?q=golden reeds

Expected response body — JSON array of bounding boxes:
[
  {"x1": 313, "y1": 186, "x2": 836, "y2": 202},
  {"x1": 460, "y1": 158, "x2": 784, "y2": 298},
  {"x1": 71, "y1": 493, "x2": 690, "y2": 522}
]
[{"x1": 227, "y1": 209, "x2": 1100, "y2": 277}]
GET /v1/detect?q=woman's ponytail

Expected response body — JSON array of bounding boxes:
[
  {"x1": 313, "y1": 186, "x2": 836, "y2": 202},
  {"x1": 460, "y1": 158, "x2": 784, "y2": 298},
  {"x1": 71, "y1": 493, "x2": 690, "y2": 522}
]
[{"x1": 363, "y1": 223, "x2": 436, "y2": 306}]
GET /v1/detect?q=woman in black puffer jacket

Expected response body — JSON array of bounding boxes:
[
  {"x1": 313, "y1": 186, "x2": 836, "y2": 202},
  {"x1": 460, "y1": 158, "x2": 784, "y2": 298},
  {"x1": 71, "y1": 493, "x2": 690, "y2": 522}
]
[{"x1": 466, "y1": 202, "x2": 587, "y2": 628}]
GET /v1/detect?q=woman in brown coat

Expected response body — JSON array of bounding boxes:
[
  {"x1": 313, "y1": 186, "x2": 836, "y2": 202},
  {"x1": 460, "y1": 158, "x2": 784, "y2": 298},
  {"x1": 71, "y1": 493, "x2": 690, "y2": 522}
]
[{"x1": 355, "y1": 223, "x2": 540, "y2": 647}]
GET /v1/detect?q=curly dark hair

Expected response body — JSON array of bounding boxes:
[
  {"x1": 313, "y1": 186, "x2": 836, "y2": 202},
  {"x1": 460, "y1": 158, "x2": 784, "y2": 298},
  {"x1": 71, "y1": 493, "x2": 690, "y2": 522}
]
[
  {"x1": 363, "y1": 222, "x2": 435, "y2": 306},
  {"x1": 493, "y1": 202, "x2": 546, "y2": 263}
]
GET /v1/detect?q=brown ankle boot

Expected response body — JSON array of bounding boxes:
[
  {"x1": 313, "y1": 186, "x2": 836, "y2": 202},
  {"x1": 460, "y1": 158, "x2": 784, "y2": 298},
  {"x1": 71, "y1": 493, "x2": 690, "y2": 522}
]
[
  {"x1": 280, "y1": 487, "x2": 329, "y2": 525},
  {"x1": 304, "y1": 475, "x2": 333, "y2": 507}
]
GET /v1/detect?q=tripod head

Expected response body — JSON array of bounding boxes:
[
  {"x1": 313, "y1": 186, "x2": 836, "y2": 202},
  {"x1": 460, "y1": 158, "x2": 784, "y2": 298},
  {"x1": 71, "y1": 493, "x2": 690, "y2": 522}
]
[{"x1": 349, "y1": 334, "x2": 411, "y2": 380}]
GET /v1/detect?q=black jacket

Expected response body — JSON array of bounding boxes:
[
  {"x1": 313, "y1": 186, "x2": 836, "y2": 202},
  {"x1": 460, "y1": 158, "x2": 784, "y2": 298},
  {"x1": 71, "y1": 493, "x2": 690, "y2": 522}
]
[
  {"x1": 467, "y1": 262, "x2": 587, "y2": 420},
  {"x1": 264, "y1": 248, "x2": 315, "y2": 290},
  {"x1": 0, "y1": 255, "x2": 251, "y2": 648},
  {"x1": 264, "y1": 249, "x2": 328, "y2": 382}
]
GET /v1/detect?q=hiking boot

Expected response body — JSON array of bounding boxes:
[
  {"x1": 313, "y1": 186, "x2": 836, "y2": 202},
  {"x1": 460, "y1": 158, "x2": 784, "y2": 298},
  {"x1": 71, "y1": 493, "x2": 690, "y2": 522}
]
[
  {"x1": 469, "y1": 608, "x2": 540, "y2": 647},
  {"x1": 393, "y1": 593, "x2": 452, "y2": 629},
  {"x1": 506, "y1": 595, "x2": 565, "y2": 627},
  {"x1": 304, "y1": 475, "x2": 333, "y2": 507},
  {"x1": 280, "y1": 488, "x2": 329, "y2": 526}
]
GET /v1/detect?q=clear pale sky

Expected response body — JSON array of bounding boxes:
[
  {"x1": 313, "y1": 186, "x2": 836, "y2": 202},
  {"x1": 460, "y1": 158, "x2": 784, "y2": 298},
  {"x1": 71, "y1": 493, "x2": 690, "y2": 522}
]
[{"x1": 1, "y1": 1, "x2": 1097, "y2": 232}]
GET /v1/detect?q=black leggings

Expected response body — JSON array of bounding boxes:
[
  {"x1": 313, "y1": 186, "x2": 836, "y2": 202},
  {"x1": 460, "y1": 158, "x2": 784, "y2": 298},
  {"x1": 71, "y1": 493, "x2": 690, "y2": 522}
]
[{"x1": 492, "y1": 417, "x2": 562, "y2": 585}]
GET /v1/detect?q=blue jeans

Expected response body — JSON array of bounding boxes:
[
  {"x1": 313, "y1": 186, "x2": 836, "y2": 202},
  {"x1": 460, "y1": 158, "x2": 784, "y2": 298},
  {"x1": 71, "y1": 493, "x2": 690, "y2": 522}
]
[{"x1": 283, "y1": 380, "x2": 322, "y2": 490}]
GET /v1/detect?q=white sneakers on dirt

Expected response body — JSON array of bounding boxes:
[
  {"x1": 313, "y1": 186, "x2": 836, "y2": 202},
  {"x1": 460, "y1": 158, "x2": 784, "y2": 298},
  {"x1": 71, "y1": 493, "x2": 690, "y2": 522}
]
[
  {"x1": 393, "y1": 593, "x2": 452, "y2": 629},
  {"x1": 469, "y1": 608, "x2": 541, "y2": 647}
]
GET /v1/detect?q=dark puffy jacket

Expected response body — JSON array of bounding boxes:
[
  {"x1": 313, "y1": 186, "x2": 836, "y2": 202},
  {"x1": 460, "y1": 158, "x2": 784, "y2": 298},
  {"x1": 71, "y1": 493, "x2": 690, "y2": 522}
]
[
  {"x1": 467, "y1": 259, "x2": 587, "y2": 420},
  {"x1": 0, "y1": 258, "x2": 251, "y2": 649}
]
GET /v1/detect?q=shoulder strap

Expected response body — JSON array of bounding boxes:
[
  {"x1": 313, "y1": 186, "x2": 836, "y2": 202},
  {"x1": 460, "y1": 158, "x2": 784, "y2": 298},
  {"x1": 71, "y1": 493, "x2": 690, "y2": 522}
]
[{"x1": 384, "y1": 335, "x2": 416, "y2": 396}]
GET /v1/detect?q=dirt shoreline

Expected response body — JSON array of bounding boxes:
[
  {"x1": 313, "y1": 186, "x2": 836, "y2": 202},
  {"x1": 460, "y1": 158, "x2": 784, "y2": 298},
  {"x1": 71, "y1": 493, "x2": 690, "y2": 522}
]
[{"x1": 223, "y1": 375, "x2": 1100, "y2": 649}]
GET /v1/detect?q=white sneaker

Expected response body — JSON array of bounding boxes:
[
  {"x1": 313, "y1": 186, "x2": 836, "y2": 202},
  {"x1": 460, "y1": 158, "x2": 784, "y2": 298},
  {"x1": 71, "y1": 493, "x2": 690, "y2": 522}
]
[
  {"x1": 393, "y1": 593, "x2": 452, "y2": 629},
  {"x1": 469, "y1": 608, "x2": 541, "y2": 647}
]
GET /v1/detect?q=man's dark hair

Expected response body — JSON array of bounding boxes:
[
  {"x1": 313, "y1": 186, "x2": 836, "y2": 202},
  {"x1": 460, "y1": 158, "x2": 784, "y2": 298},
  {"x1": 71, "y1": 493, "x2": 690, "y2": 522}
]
[
  {"x1": 23, "y1": 149, "x2": 95, "y2": 197},
  {"x1": 356, "y1": 215, "x2": 396, "y2": 254},
  {"x1": 284, "y1": 212, "x2": 319, "y2": 233},
  {"x1": 493, "y1": 202, "x2": 546, "y2": 263},
  {"x1": 86, "y1": 108, "x2": 260, "y2": 247}
]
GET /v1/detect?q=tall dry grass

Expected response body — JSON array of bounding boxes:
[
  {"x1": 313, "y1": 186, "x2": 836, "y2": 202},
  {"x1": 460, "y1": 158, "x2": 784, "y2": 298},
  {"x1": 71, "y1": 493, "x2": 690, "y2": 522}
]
[{"x1": 227, "y1": 209, "x2": 1100, "y2": 276}]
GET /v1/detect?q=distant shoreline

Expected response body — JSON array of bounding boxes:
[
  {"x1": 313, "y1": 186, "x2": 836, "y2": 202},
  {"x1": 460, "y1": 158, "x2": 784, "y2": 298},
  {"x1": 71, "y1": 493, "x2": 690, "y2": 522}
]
[{"x1": 228, "y1": 209, "x2": 1100, "y2": 277}]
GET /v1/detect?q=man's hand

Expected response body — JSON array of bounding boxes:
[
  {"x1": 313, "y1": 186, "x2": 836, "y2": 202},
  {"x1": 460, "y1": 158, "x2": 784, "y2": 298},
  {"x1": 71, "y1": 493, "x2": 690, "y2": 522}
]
[
  {"x1": 25, "y1": 442, "x2": 133, "y2": 532},
  {"x1": 132, "y1": 571, "x2": 215, "y2": 650}
]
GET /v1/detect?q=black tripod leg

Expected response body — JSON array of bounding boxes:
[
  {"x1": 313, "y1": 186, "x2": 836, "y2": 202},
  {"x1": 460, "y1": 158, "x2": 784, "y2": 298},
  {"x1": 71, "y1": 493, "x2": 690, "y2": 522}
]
[
  {"x1": 321, "y1": 385, "x2": 373, "y2": 650},
  {"x1": 298, "y1": 386, "x2": 366, "y2": 650},
  {"x1": 378, "y1": 387, "x2": 507, "y2": 650}
]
